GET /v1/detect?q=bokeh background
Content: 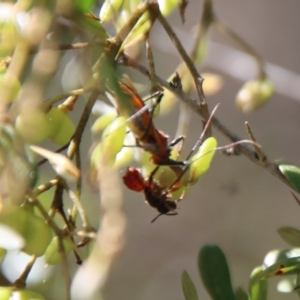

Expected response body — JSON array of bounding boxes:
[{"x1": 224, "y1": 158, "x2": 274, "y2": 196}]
[
  {"x1": 1, "y1": 1, "x2": 300, "y2": 299},
  {"x1": 102, "y1": 1, "x2": 300, "y2": 300}
]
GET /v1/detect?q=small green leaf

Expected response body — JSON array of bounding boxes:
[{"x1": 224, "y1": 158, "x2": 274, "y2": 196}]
[
  {"x1": 22, "y1": 213, "x2": 52, "y2": 257},
  {"x1": 198, "y1": 244, "x2": 235, "y2": 300},
  {"x1": 277, "y1": 226, "x2": 300, "y2": 247},
  {"x1": 249, "y1": 266, "x2": 268, "y2": 300},
  {"x1": 235, "y1": 78, "x2": 274, "y2": 113},
  {"x1": 158, "y1": 0, "x2": 180, "y2": 16},
  {"x1": 75, "y1": 0, "x2": 98, "y2": 13},
  {"x1": 187, "y1": 137, "x2": 217, "y2": 185},
  {"x1": 263, "y1": 249, "x2": 300, "y2": 267},
  {"x1": 101, "y1": 116, "x2": 127, "y2": 166},
  {"x1": 259, "y1": 256, "x2": 300, "y2": 279},
  {"x1": 117, "y1": 11, "x2": 152, "y2": 56},
  {"x1": 44, "y1": 236, "x2": 73, "y2": 265},
  {"x1": 181, "y1": 270, "x2": 199, "y2": 300},
  {"x1": 91, "y1": 113, "x2": 117, "y2": 134},
  {"x1": 279, "y1": 164, "x2": 300, "y2": 194},
  {"x1": 99, "y1": 0, "x2": 124, "y2": 22}
]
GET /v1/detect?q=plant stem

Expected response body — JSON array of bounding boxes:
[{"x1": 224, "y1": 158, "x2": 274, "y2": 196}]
[
  {"x1": 120, "y1": 52, "x2": 294, "y2": 190},
  {"x1": 13, "y1": 255, "x2": 37, "y2": 289}
]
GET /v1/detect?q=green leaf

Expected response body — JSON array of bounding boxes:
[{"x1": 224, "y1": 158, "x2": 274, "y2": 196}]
[
  {"x1": 234, "y1": 287, "x2": 248, "y2": 300},
  {"x1": 44, "y1": 236, "x2": 73, "y2": 265},
  {"x1": 75, "y1": 0, "x2": 98, "y2": 13},
  {"x1": 235, "y1": 78, "x2": 274, "y2": 113},
  {"x1": 22, "y1": 213, "x2": 52, "y2": 257},
  {"x1": 117, "y1": 11, "x2": 152, "y2": 56},
  {"x1": 75, "y1": 14, "x2": 109, "y2": 39},
  {"x1": 259, "y1": 256, "x2": 300, "y2": 279},
  {"x1": 249, "y1": 266, "x2": 268, "y2": 300},
  {"x1": 279, "y1": 164, "x2": 300, "y2": 194},
  {"x1": 277, "y1": 226, "x2": 300, "y2": 247},
  {"x1": 0, "y1": 207, "x2": 52, "y2": 256},
  {"x1": 198, "y1": 244, "x2": 235, "y2": 300},
  {"x1": 263, "y1": 249, "x2": 300, "y2": 267},
  {"x1": 187, "y1": 137, "x2": 217, "y2": 186},
  {"x1": 181, "y1": 270, "x2": 199, "y2": 300},
  {"x1": 158, "y1": 0, "x2": 180, "y2": 16},
  {"x1": 99, "y1": 0, "x2": 124, "y2": 22},
  {"x1": 91, "y1": 112, "x2": 117, "y2": 134}
]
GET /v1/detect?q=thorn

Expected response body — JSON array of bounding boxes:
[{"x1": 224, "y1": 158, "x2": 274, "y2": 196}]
[{"x1": 245, "y1": 121, "x2": 266, "y2": 163}]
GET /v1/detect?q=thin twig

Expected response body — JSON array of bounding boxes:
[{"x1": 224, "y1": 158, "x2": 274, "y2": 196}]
[
  {"x1": 67, "y1": 89, "x2": 100, "y2": 160},
  {"x1": 119, "y1": 52, "x2": 294, "y2": 190},
  {"x1": 145, "y1": 37, "x2": 161, "y2": 93},
  {"x1": 13, "y1": 255, "x2": 37, "y2": 289},
  {"x1": 245, "y1": 121, "x2": 267, "y2": 163},
  {"x1": 61, "y1": 181, "x2": 91, "y2": 230},
  {"x1": 43, "y1": 88, "x2": 93, "y2": 110},
  {"x1": 33, "y1": 178, "x2": 59, "y2": 197},
  {"x1": 173, "y1": 0, "x2": 215, "y2": 141},
  {"x1": 155, "y1": 7, "x2": 207, "y2": 108},
  {"x1": 28, "y1": 194, "x2": 71, "y2": 300},
  {"x1": 71, "y1": 148, "x2": 82, "y2": 223},
  {"x1": 110, "y1": 1, "x2": 151, "y2": 47}
]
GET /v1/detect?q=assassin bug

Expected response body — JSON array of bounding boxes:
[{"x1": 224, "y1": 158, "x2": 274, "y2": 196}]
[
  {"x1": 123, "y1": 166, "x2": 180, "y2": 223},
  {"x1": 123, "y1": 135, "x2": 258, "y2": 222},
  {"x1": 122, "y1": 136, "x2": 218, "y2": 222},
  {"x1": 108, "y1": 75, "x2": 185, "y2": 168},
  {"x1": 123, "y1": 105, "x2": 220, "y2": 222}
]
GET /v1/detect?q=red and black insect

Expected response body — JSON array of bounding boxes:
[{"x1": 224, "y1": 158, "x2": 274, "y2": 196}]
[
  {"x1": 122, "y1": 104, "x2": 221, "y2": 222},
  {"x1": 123, "y1": 166, "x2": 184, "y2": 222},
  {"x1": 110, "y1": 75, "x2": 185, "y2": 169}
]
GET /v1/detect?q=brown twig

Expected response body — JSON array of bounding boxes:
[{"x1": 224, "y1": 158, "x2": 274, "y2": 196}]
[
  {"x1": 155, "y1": 6, "x2": 207, "y2": 108},
  {"x1": 119, "y1": 52, "x2": 294, "y2": 190},
  {"x1": 245, "y1": 121, "x2": 267, "y2": 163},
  {"x1": 27, "y1": 193, "x2": 71, "y2": 300},
  {"x1": 13, "y1": 255, "x2": 37, "y2": 289},
  {"x1": 145, "y1": 37, "x2": 161, "y2": 93},
  {"x1": 110, "y1": 1, "x2": 151, "y2": 48},
  {"x1": 67, "y1": 89, "x2": 100, "y2": 160}
]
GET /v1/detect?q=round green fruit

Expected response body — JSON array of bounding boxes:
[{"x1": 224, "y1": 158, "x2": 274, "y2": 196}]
[
  {"x1": 15, "y1": 109, "x2": 50, "y2": 144},
  {"x1": 51, "y1": 115, "x2": 75, "y2": 146},
  {"x1": 21, "y1": 214, "x2": 52, "y2": 257},
  {"x1": 44, "y1": 236, "x2": 73, "y2": 265},
  {"x1": 235, "y1": 78, "x2": 274, "y2": 113},
  {"x1": 46, "y1": 107, "x2": 67, "y2": 138},
  {"x1": 0, "y1": 206, "x2": 29, "y2": 250},
  {"x1": 12, "y1": 289, "x2": 45, "y2": 300},
  {"x1": 100, "y1": 116, "x2": 126, "y2": 166},
  {"x1": 0, "y1": 207, "x2": 51, "y2": 256},
  {"x1": 0, "y1": 286, "x2": 13, "y2": 299}
]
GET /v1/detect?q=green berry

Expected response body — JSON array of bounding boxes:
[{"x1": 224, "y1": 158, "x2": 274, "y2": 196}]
[
  {"x1": 235, "y1": 78, "x2": 274, "y2": 113},
  {"x1": 15, "y1": 109, "x2": 50, "y2": 144}
]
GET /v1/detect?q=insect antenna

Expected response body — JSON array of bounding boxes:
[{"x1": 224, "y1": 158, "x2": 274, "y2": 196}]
[{"x1": 151, "y1": 211, "x2": 178, "y2": 223}]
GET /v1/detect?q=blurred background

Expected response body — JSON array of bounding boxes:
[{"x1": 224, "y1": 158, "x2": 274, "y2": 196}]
[
  {"x1": 1, "y1": 0, "x2": 300, "y2": 299},
  {"x1": 102, "y1": 1, "x2": 300, "y2": 300}
]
